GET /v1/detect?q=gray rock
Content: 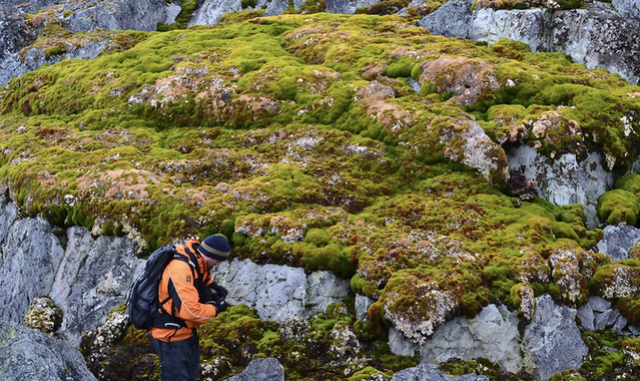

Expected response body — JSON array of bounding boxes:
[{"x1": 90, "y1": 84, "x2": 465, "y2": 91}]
[
  {"x1": 0, "y1": 320, "x2": 96, "y2": 381},
  {"x1": 389, "y1": 327, "x2": 419, "y2": 356},
  {"x1": 49, "y1": 227, "x2": 140, "y2": 346},
  {"x1": 507, "y1": 146, "x2": 613, "y2": 229},
  {"x1": 406, "y1": 77, "x2": 421, "y2": 95},
  {"x1": 471, "y1": 8, "x2": 554, "y2": 52},
  {"x1": 417, "y1": 0, "x2": 473, "y2": 38},
  {"x1": 553, "y1": 6, "x2": 640, "y2": 86},
  {"x1": 0, "y1": 203, "x2": 66, "y2": 324},
  {"x1": 325, "y1": 0, "x2": 380, "y2": 14},
  {"x1": 607, "y1": 308, "x2": 621, "y2": 326},
  {"x1": 0, "y1": 199, "x2": 142, "y2": 347},
  {"x1": 391, "y1": 361, "x2": 489, "y2": 381},
  {"x1": 523, "y1": 295, "x2": 588, "y2": 381},
  {"x1": 189, "y1": 0, "x2": 242, "y2": 26},
  {"x1": 355, "y1": 293, "x2": 374, "y2": 321},
  {"x1": 264, "y1": 0, "x2": 291, "y2": 17},
  {"x1": 63, "y1": 0, "x2": 171, "y2": 32},
  {"x1": 419, "y1": 2, "x2": 640, "y2": 85},
  {"x1": 418, "y1": 304, "x2": 522, "y2": 373},
  {"x1": 226, "y1": 358, "x2": 284, "y2": 381},
  {"x1": 577, "y1": 302, "x2": 594, "y2": 331},
  {"x1": 613, "y1": 314, "x2": 628, "y2": 333},
  {"x1": 2, "y1": 40, "x2": 110, "y2": 87},
  {"x1": 0, "y1": 0, "x2": 66, "y2": 12},
  {"x1": 0, "y1": 11, "x2": 42, "y2": 85},
  {"x1": 597, "y1": 225, "x2": 640, "y2": 262},
  {"x1": 613, "y1": 0, "x2": 640, "y2": 19},
  {"x1": 215, "y1": 258, "x2": 351, "y2": 322},
  {"x1": 590, "y1": 295, "x2": 612, "y2": 312},
  {"x1": 594, "y1": 310, "x2": 613, "y2": 331}
]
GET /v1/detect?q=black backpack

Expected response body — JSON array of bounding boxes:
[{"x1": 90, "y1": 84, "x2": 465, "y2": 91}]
[{"x1": 125, "y1": 245, "x2": 201, "y2": 331}]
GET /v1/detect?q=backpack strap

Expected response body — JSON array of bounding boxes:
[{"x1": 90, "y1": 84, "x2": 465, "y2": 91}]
[{"x1": 152, "y1": 251, "x2": 199, "y2": 329}]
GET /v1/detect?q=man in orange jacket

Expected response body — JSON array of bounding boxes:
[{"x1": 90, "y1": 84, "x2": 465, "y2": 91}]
[{"x1": 151, "y1": 234, "x2": 230, "y2": 381}]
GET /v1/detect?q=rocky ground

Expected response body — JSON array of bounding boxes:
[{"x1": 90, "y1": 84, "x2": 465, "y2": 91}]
[{"x1": 1, "y1": 0, "x2": 640, "y2": 380}]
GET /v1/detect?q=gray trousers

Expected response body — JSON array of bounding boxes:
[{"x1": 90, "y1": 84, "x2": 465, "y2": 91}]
[{"x1": 153, "y1": 332, "x2": 200, "y2": 381}]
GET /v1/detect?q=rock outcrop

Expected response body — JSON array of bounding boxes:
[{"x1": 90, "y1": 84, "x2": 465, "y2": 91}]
[
  {"x1": 507, "y1": 145, "x2": 613, "y2": 228},
  {"x1": 0, "y1": 199, "x2": 142, "y2": 346},
  {"x1": 215, "y1": 258, "x2": 351, "y2": 322},
  {"x1": 2, "y1": 38, "x2": 111, "y2": 87},
  {"x1": 225, "y1": 358, "x2": 285, "y2": 381},
  {"x1": 61, "y1": 0, "x2": 173, "y2": 32},
  {"x1": 0, "y1": 0, "x2": 178, "y2": 86},
  {"x1": 389, "y1": 295, "x2": 587, "y2": 381},
  {"x1": 418, "y1": 0, "x2": 640, "y2": 85},
  {"x1": 0, "y1": 320, "x2": 97, "y2": 381}
]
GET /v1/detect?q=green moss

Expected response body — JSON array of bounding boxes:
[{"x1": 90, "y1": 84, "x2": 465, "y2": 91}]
[{"x1": 597, "y1": 189, "x2": 639, "y2": 226}]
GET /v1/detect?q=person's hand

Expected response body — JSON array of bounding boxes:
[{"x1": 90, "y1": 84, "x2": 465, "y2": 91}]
[
  {"x1": 210, "y1": 283, "x2": 228, "y2": 298},
  {"x1": 213, "y1": 298, "x2": 227, "y2": 314},
  {"x1": 205, "y1": 293, "x2": 228, "y2": 314}
]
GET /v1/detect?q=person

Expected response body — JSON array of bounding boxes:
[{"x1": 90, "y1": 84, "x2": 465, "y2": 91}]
[{"x1": 150, "y1": 234, "x2": 231, "y2": 381}]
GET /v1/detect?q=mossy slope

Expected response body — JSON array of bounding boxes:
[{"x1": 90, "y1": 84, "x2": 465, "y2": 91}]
[{"x1": 2, "y1": 10, "x2": 640, "y2": 379}]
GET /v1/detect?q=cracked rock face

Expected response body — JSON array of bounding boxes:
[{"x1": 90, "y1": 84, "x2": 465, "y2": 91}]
[
  {"x1": 417, "y1": 304, "x2": 522, "y2": 373},
  {"x1": 0, "y1": 320, "x2": 97, "y2": 381},
  {"x1": 522, "y1": 295, "x2": 588, "y2": 381},
  {"x1": 389, "y1": 295, "x2": 587, "y2": 380},
  {"x1": 419, "y1": 1, "x2": 640, "y2": 85},
  {"x1": 507, "y1": 145, "x2": 613, "y2": 229},
  {"x1": 214, "y1": 258, "x2": 351, "y2": 322},
  {"x1": 0, "y1": 198, "x2": 142, "y2": 347}
]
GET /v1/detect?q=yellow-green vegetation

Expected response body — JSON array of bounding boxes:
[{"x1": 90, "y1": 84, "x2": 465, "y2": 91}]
[
  {"x1": 597, "y1": 173, "x2": 640, "y2": 225},
  {"x1": 2, "y1": 10, "x2": 640, "y2": 375}
]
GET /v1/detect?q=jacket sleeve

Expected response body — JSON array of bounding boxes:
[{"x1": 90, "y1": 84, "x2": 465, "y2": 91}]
[{"x1": 166, "y1": 261, "x2": 218, "y2": 324}]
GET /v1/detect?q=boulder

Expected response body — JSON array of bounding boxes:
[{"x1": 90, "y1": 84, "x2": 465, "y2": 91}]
[
  {"x1": 0, "y1": 320, "x2": 96, "y2": 381},
  {"x1": 418, "y1": 304, "x2": 522, "y2": 374},
  {"x1": 0, "y1": 199, "x2": 142, "y2": 347},
  {"x1": 440, "y1": 118, "x2": 510, "y2": 186},
  {"x1": 507, "y1": 145, "x2": 613, "y2": 229},
  {"x1": 214, "y1": 258, "x2": 351, "y2": 322},
  {"x1": 391, "y1": 361, "x2": 489, "y2": 381},
  {"x1": 597, "y1": 225, "x2": 640, "y2": 263},
  {"x1": 226, "y1": 358, "x2": 285, "y2": 381},
  {"x1": 522, "y1": 295, "x2": 588, "y2": 381}
]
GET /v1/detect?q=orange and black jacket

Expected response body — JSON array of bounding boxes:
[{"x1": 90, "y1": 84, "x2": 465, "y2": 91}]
[{"x1": 150, "y1": 239, "x2": 218, "y2": 342}]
